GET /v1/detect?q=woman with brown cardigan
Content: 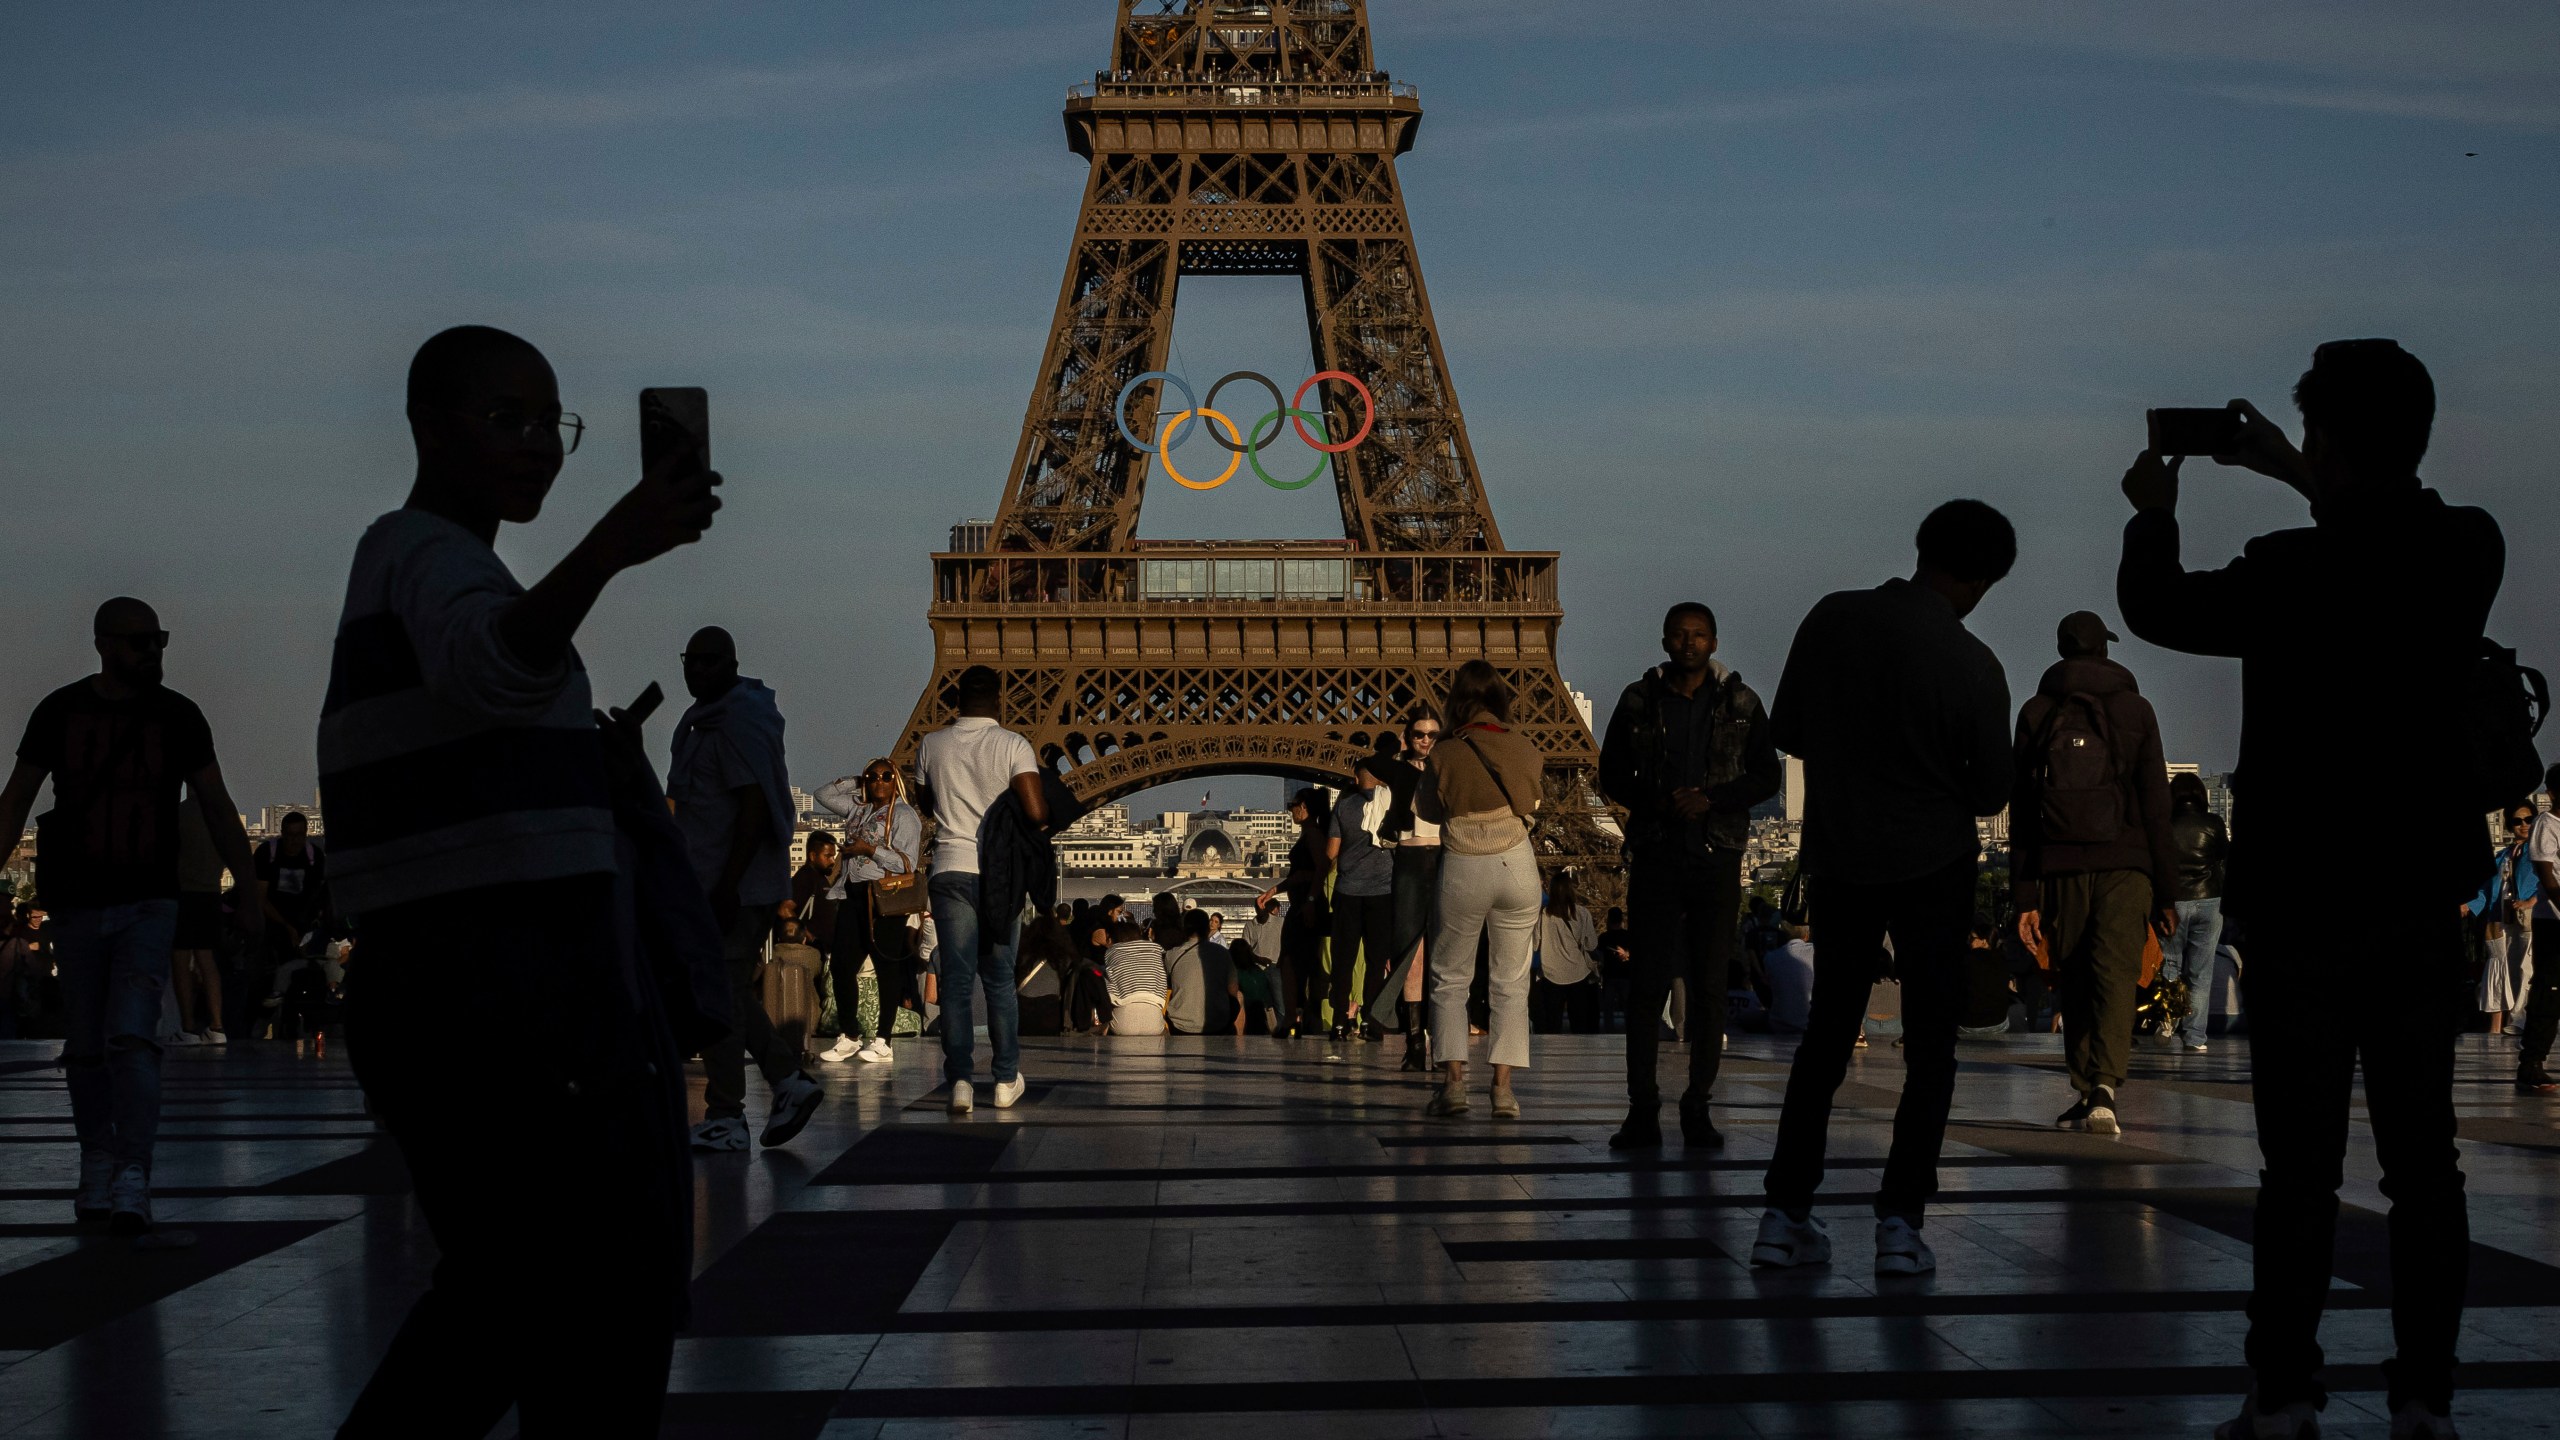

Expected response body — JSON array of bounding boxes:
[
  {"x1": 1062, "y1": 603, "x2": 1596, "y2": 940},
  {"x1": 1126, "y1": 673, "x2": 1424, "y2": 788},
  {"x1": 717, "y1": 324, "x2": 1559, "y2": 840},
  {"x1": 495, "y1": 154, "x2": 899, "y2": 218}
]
[{"x1": 1416, "y1": 660, "x2": 1547, "y2": 1118}]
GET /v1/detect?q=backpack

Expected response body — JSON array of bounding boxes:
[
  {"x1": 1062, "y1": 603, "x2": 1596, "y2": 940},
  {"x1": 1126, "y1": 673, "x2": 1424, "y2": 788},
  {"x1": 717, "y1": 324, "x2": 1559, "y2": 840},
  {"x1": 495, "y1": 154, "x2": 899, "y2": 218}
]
[
  {"x1": 2031, "y1": 693, "x2": 2132, "y2": 847},
  {"x1": 2461, "y1": 638, "x2": 2548, "y2": 808}
]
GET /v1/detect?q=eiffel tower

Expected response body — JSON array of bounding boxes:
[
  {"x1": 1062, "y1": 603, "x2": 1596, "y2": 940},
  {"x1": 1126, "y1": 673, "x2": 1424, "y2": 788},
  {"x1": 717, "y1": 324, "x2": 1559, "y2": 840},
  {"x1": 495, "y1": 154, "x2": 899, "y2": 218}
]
[{"x1": 895, "y1": 0, "x2": 1614, "y2": 876}]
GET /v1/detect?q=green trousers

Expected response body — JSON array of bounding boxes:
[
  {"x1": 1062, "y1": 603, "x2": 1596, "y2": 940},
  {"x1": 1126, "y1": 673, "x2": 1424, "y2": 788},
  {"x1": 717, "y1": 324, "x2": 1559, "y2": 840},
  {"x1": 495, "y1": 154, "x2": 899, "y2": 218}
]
[{"x1": 2043, "y1": 869, "x2": 2152, "y2": 1094}]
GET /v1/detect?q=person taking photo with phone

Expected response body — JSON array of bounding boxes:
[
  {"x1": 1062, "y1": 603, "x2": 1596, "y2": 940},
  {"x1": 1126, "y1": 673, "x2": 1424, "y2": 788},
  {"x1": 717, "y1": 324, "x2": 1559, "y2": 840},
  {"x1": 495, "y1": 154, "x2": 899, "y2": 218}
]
[
  {"x1": 319, "y1": 325, "x2": 722, "y2": 1437},
  {"x1": 2117, "y1": 339, "x2": 2500, "y2": 1440}
]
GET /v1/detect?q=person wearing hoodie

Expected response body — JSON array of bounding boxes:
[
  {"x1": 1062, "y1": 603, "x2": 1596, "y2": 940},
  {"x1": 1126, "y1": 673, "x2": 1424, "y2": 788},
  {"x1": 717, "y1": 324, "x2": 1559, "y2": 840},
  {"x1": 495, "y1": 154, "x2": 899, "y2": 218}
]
[
  {"x1": 2009, "y1": 611, "x2": 2176, "y2": 1137},
  {"x1": 671, "y1": 626, "x2": 823, "y2": 1153},
  {"x1": 1597, "y1": 602, "x2": 1780, "y2": 1150}
]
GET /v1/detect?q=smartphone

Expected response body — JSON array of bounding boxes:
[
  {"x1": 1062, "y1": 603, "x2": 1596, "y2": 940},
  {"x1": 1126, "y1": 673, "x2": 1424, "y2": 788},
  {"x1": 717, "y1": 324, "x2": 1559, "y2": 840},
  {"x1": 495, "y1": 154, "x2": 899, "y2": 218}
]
[
  {"x1": 2147, "y1": 406, "x2": 2243, "y2": 457},
  {"x1": 640, "y1": 387, "x2": 710, "y2": 479},
  {"x1": 622, "y1": 680, "x2": 665, "y2": 726}
]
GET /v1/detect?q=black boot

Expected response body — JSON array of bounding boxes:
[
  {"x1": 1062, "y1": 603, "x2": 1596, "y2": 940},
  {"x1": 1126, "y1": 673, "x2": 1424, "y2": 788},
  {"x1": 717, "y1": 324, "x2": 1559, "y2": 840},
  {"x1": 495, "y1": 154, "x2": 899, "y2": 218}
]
[
  {"x1": 1608, "y1": 1103, "x2": 1662, "y2": 1150},
  {"x1": 1400, "y1": 1029, "x2": 1429, "y2": 1071},
  {"x1": 1679, "y1": 1093, "x2": 1724, "y2": 1150}
]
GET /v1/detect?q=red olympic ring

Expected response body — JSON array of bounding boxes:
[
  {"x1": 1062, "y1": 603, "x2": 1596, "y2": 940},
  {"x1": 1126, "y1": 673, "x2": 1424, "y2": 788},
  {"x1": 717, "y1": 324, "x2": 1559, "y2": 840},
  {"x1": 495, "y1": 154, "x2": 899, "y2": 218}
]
[{"x1": 1290, "y1": 371, "x2": 1375, "y2": 453}]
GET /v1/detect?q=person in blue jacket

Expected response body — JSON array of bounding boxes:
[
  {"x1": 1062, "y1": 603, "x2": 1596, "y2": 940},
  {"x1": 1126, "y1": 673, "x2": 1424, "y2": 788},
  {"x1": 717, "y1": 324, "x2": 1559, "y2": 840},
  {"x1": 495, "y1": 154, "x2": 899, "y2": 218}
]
[{"x1": 2464, "y1": 803, "x2": 2544, "y2": 1036}]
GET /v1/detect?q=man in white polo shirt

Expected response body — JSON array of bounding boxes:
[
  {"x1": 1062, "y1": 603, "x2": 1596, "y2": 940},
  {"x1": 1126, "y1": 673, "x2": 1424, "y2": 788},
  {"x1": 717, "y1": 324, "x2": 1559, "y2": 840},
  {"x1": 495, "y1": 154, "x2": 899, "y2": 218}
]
[{"x1": 912, "y1": 665, "x2": 1046, "y2": 1112}]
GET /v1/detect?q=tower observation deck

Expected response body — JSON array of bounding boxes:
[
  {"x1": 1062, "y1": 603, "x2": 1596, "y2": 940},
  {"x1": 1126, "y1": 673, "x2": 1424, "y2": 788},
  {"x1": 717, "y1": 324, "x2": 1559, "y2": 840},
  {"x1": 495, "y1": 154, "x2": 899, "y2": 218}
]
[{"x1": 894, "y1": 0, "x2": 1615, "y2": 879}]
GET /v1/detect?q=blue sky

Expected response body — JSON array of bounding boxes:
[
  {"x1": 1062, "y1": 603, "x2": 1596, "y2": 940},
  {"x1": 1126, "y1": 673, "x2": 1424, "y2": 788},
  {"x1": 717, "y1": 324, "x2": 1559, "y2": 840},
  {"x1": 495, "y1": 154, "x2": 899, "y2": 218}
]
[{"x1": 5, "y1": 2, "x2": 2555, "y2": 815}]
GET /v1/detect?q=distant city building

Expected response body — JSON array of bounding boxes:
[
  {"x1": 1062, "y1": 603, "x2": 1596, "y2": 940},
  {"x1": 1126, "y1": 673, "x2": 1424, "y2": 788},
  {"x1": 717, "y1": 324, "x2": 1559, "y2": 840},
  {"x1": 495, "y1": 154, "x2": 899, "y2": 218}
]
[
  {"x1": 1782, "y1": 755, "x2": 1806, "y2": 824},
  {"x1": 1980, "y1": 806, "x2": 2010, "y2": 850},
  {"x1": 1570, "y1": 686, "x2": 1594, "y2": 735},
  {"x1": 1049, "y1": 802, "x2": 1296, "y2": 879},
  {"x1": 2201, "y1": 771, "x2": 2237, "y2": 832},
  {"x1": 256, "y1": 803, "x2": 322, "y2": 838}
]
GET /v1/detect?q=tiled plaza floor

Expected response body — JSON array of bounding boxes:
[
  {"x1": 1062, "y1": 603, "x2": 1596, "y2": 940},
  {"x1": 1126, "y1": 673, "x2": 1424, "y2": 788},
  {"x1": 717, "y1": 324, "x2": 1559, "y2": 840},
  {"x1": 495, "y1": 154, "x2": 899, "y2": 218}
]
[{"x1": 5, "y1": 1027, "x2": 2560, "y2": 1437}]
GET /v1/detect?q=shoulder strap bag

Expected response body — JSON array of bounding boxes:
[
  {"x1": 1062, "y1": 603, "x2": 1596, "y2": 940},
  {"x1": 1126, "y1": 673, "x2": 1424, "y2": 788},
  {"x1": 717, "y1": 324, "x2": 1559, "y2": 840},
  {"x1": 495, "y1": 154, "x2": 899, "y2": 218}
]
[{"x1": 869, "y1": 799, "x2": 930, "y2": 917}]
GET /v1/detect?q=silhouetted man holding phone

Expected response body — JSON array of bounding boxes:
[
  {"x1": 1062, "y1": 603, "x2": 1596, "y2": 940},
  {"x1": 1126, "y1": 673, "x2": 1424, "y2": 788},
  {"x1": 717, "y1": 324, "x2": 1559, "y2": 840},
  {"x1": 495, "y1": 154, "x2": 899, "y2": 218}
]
[
  {"x1": 322, "y1": 325, "x2": 722, "y2": 1437},
  {"x1": 2118, "y1": 340, "x2": 2498, "y2": 1440}
]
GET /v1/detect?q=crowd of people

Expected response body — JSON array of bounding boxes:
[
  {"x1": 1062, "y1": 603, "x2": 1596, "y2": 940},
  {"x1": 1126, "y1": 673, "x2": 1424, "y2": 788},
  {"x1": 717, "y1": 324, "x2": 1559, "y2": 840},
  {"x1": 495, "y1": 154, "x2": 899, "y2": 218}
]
[{"x1": 2, "y1": 327, "x2": 2532, "y2": 1440}]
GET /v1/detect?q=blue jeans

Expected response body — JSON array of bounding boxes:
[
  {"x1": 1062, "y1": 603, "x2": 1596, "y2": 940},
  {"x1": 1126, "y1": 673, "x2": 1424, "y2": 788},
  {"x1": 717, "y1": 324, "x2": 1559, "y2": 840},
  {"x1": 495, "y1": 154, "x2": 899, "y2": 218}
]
[
  {"x1": 928, "y1": 871, "x2": 1018, "y2": 1086},
  {"x1": 2163, "y1": 897, "x2": 2223, "y2": 1041},
  {"x1": 53, "y1": 900, "x2": 179, "y2": 1169}
]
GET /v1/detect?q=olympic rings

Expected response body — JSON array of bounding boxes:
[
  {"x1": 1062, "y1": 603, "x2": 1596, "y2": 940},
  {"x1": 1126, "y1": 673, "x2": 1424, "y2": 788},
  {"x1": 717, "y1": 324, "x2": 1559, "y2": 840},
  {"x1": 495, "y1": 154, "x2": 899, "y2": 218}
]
[
  {"x1": 1292, "y1": 370, "x2": 1375, "y2": 453},
  {"x1": 1113, "y1": 368, "x2": 1377, "y2": 492},
  {"x1": 1250, "y1": 410, "x2": 1333, "y2": 490},
  {"x1": 1156, "y1": 409, "x2": 1244, "y2": 490},
  {"x1": 1204, "y1": 371, "x2": 1287, "y2": 453},
  {"x1": 1116, "y1": 370, "x2": 1198, "y2": 451}
]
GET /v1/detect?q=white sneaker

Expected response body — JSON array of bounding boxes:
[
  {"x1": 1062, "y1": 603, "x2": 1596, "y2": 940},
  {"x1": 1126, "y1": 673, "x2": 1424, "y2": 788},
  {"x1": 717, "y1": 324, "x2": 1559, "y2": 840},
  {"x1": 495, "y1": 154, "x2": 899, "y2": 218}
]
[
  {"x1": 2215, "y1": 1391, "x2": 2321, "y2": 1440},
  {"x1": 2186, "y1": 1039, "x2": 2211, "y2": 1053},
  {"x1": 2390, "y1": 1399, "x2": 2457, "y2": 1439},
  {"x1": 858, "y1": 1039, "x2": 894, "y2": 1063},
  {"x1": 819, "y1": 1035, "x2": 863, "y2": 1063},
  {"x1": 1874, "y1": 1215, "x2": 1936, "y2": 1276},
  {"x1": 2086, "y1": 1085, "x2": 2121, "y2": 1136},
  {"x1": 75, "y1": 1148, "x2": 114, "y2": 1223},
  {"x1": 166, "y1": 1031, "x2": 202, "y2": 1047},
  {"x1": 950, "y1": 1079, "x2": 974, "y2": 1113},
  {"x1": 1748, "y1": 1208, "x2": 1832, "y2": 1268},
  {"x1": 689, "y1": 1116, "x2": 749, "y2": 1152},
  {"x1": 761, "y1": 1073, "x2": 824, "y2": 1147},
  {"x1": 108, "y1": 1162, "x2": 151, "y2": 1235},
  {"x1": 994, "y1": 1073, "x2": 1027, "y2": 1109},
  {"x1": 201, "y1": 1029, "x2": 227, "y2": 1046}
]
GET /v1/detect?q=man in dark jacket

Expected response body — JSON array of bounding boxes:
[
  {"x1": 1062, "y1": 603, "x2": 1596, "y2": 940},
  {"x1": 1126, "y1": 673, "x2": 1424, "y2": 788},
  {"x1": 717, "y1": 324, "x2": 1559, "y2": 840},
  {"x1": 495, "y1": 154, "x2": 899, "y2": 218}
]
[
  {"x1": 1598, "y1": 602, "x2": 1781, "y2": 1150},
  {"x1": 2009, "y1": 611, "x2": 2175, "y2": 1137},
  {"x1": 2118, "y1": 339, "x2": 2498, "y2": 1440}
]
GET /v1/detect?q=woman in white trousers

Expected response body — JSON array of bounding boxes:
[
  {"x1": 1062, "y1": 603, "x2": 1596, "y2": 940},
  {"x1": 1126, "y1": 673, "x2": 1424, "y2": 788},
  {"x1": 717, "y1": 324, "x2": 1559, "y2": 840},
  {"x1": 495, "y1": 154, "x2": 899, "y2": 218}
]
[{"x1": 1418, "y1": 660, "x2": 1548, "y2": 1119}]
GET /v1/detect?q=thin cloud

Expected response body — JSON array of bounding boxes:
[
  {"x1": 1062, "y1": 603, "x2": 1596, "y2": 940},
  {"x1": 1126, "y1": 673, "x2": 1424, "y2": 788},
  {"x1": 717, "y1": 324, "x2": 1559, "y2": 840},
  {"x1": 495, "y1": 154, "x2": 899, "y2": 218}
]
[
  {"x1": 2202, "y1": 81, "x2": 2559, "y2": 130},
  {"x1": 1447, "y1": 82, "x2": 1944, "y2": 148}
]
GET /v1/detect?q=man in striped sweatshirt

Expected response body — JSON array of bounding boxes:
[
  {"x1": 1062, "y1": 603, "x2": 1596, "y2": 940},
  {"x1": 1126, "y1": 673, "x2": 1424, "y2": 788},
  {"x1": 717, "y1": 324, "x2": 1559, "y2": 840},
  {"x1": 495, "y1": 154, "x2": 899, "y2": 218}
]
[{"x1": 321, "y1": 325, "x2": 720, "y2": 1435}]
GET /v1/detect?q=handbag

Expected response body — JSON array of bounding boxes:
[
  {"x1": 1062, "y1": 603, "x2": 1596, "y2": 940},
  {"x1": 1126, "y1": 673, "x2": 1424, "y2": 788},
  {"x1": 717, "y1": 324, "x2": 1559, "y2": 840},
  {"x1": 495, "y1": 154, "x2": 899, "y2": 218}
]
[
  {"x1": 1779, "y1": 864, "x2": 1811, "y2": 927},
  {"x1": 868, "y1": 799, "x2": 928, "y2": 917}
]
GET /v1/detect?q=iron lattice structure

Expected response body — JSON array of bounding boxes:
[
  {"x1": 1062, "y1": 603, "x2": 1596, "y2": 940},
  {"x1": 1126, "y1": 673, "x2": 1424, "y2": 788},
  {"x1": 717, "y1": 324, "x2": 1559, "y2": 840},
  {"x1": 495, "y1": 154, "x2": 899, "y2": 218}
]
[{"x1": 896, "y1": 0, "x2": 1618, "y2": 883}]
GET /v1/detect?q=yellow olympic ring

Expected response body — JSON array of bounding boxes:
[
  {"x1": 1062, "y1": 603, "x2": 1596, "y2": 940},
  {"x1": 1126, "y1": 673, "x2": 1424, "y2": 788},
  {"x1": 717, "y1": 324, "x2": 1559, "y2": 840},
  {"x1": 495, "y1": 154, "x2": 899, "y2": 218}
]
[{"x1": 1156, "y1": 408, "x2": 1244, "y2": 490}]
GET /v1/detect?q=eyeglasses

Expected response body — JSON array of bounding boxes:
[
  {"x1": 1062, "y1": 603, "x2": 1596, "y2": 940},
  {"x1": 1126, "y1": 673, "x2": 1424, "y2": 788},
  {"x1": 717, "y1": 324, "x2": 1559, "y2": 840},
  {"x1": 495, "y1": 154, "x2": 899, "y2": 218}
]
[
  {"x1": 462, "y1": 406, "x2": 583, "y2": 453},
  {"x1": 1407, "y1": 728, "x2": 1441, "y2": 742},
  {"x1": 2512, "y1": 815, "x2": 2538, "y2": 828}
]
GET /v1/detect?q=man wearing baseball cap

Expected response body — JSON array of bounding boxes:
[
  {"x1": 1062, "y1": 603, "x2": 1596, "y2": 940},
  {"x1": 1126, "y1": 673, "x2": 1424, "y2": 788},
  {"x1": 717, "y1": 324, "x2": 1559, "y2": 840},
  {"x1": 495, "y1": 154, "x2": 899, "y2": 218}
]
[{"x1": 2009, "y1": 609, "x2": 2176, "y2": 1139}]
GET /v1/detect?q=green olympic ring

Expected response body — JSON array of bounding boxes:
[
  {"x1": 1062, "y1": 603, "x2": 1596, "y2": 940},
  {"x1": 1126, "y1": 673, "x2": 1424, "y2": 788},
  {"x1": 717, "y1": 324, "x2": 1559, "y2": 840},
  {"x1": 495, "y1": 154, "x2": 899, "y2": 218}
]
[{"x1": 1247, "y1": 408, "x2": 1333, "y2": 490}]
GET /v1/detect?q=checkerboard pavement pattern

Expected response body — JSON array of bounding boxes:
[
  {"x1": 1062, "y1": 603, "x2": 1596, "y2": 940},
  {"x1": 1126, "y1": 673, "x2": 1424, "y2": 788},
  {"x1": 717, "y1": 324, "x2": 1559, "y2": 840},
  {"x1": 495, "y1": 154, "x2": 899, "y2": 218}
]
[{"x1": 6, "y1": 1030, "x2": 2560, "y2": 1437}]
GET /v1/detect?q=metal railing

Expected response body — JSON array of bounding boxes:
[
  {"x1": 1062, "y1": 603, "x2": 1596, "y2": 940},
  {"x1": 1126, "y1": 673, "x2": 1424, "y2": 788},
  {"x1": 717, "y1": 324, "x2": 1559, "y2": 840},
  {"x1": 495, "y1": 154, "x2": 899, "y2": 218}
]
[
  {"x1": 930, "y1": 548, "x2": 1558, "y2": 612},
  {"x1": 1069, "y1": 78, "x2": 1417, "y2": 104}
]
